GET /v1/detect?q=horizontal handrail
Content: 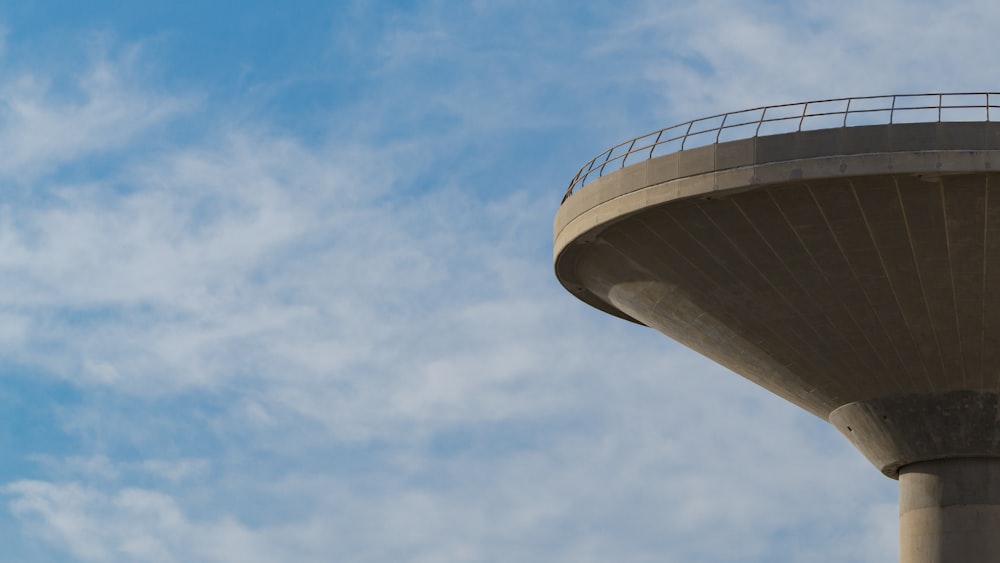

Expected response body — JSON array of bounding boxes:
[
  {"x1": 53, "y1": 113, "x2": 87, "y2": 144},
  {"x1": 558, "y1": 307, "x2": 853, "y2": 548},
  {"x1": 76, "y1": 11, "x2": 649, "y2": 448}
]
[{"x1": 563, "y1": 93, "x2": 1000, "y2": 202}]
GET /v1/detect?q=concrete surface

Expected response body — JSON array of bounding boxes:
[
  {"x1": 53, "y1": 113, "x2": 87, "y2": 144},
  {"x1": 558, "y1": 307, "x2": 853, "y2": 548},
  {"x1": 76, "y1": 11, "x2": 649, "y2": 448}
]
[
  {"x1": 899, "y1": 459, "x2": 1000, "y2": 562},
  {"x1": 555, "y1": 120, "x2": 1000, "y2": 561},
  {"x1": 556, "y1": 121, "x2": 1000, "y2": 470}
]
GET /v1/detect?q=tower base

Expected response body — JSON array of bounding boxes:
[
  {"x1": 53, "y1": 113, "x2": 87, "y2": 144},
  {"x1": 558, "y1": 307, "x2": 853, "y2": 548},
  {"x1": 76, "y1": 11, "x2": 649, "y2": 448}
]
[{"x1": 899, "y1": 458, "x2": 1000, "y2": 562}]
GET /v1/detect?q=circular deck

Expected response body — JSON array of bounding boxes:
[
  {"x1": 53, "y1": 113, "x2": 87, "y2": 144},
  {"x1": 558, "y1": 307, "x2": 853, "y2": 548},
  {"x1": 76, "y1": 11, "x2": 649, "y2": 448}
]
[{"x1": 555, "y1": 103, "x2": 1000, "y2": 476}]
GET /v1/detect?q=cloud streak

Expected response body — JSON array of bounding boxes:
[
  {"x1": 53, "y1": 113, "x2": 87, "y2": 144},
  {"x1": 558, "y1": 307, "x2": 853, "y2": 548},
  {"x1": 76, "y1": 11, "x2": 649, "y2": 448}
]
[{"x1": 9, "y1": 1, "x2": 999, "y2": 560}]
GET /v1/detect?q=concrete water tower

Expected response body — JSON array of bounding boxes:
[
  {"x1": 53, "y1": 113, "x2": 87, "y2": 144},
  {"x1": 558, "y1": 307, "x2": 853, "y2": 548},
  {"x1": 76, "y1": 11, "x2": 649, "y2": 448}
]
[{"x1": 554, "y1": 93, "x2": 1000, "y2": 562}]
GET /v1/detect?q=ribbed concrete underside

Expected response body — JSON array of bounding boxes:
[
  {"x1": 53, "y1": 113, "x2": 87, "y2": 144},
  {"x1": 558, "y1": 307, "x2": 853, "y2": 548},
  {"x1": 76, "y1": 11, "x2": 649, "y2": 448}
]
[
  {"x1": 557, "y1": 120, "x2": 1000, "y2": 561},
  {"x1": 576, "y1": 172, "x2": 1000, "y2": 415},
  {"x1": 555, "y1": 123, "x2": 1000, "y2": 474}
]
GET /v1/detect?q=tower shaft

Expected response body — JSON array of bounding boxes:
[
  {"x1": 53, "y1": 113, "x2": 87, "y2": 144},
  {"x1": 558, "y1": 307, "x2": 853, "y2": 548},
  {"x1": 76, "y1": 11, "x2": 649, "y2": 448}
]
[{"x1": 900, "y1": 459, "x2": 1000, "y2": 562}]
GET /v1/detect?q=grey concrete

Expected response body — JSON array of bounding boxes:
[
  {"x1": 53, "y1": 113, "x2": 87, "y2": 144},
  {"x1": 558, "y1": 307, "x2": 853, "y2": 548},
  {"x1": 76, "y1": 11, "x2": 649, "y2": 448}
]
[
  {"x1": 899, "y1": 459, "x2": 1000, "y2": 562},
  {"x1": 556, "y1": 121, "x2": 1000, "y2": 429},
  {"x1": 555, "y1": 121, "x2": 1000, "y2": 561},
  {"x1": 831, "y1": 391, "x2": 1000, "y2": 478}
]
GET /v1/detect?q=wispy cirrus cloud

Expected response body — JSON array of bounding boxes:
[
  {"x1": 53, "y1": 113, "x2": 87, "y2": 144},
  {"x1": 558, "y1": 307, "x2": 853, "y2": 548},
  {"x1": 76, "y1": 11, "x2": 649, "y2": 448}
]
[
  {"x1": 632, "y1": 0, "x2": 1000, "y2": 121},
  {"x1": 7, "y1": 1, "x2": 990, "y2": 560},
  {"x1": 0, "y1": 43, "x2": 192, "y2": 181}
]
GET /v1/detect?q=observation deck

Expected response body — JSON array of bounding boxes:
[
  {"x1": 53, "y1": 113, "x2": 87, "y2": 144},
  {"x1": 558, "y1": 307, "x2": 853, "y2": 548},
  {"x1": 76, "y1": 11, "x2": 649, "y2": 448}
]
[
  {"x1": 554, "y1": 93, "x2": 1000, "y2": 478},
  {"x1": 554, "y1": 92, "x2": 1000, "y2": 562}
]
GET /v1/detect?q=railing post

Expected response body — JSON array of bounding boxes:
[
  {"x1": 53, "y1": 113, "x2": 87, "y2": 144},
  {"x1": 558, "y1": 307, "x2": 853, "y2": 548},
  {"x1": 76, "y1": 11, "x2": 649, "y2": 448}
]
[
  {"x1": 649, "y1": 130, "x2": 663, "y2": 159},
  {"x1": 680, "y1": 121, "x2": 695, "y2": 151},
  {"x1": 597, "y1": 148, "x2": 614, "y2": 178},
  {"x1": 716, "y1": 113, "x2": 728, "y2": 143},
  {"x1": 622, "y1": 139, "x2": 637, "y2": 168}
]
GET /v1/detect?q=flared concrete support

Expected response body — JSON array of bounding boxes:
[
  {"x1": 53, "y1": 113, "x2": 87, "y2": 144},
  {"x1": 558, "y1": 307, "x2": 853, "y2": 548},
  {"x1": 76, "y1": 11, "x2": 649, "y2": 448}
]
[
  {"x1": 829, "y1": 391, "x2": 1000, "y2": 478},
  {"x1": 899, "y1": 459, "x2": 1000, "y2": 562}
]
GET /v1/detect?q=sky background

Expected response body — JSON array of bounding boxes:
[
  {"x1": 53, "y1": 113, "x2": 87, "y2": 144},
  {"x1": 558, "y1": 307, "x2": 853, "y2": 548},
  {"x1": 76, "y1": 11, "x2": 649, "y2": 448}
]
[{"x1": 0, "y1": 0, "x2": 994, "y2": 561}]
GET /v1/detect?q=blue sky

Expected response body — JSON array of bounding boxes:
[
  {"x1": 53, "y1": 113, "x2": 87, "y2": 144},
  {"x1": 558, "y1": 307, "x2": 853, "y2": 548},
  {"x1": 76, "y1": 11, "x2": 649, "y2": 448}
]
[{"x1": 0, "y1": 0, "x2": 995, "y2": 561}]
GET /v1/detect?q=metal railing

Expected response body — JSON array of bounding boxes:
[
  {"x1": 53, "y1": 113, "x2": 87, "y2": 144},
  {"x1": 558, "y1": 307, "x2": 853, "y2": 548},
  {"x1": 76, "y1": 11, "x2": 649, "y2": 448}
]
[{"x1": 563, "y1": 92, "x2": 1000, "y2": 202}]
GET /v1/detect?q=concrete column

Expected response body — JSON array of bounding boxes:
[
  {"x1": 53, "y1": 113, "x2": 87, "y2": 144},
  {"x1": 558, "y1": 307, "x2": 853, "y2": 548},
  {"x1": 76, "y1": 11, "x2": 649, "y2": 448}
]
[{"x1": 899, "y1": 458, "x2": 1000, "y2": 562}]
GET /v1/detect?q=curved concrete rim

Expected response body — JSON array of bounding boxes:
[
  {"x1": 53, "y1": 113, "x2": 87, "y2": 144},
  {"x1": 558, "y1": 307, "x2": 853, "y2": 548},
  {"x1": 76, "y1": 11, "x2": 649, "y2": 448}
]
[{"x1": 554, "y1": 122, "x2": 1000, "y2": 322}]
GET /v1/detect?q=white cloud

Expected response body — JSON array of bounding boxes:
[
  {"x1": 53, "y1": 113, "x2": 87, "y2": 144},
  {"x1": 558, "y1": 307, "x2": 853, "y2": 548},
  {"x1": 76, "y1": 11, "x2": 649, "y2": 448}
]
[
  {"x1": 0, "y1": 42, "x2": 192, "y2": 180},
  {"x1": 4, "y1": 376, "x2": 895, "y2": 562},
  {"x1": 0, "y1": 4, "x2": 950, "y2": 560},
  {"x1": 5, "y1": 481, "x2": 279, "y2": 563},
  {"x1": 590, "y1": 0, "x2": 1000, "y2": 129}
]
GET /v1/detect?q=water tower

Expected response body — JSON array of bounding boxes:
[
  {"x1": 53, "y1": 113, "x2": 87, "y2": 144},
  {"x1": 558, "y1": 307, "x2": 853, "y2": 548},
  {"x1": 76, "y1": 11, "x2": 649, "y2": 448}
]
[{"x1": 554, "y1": 93, "x2": 1000, "y2": 562}]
